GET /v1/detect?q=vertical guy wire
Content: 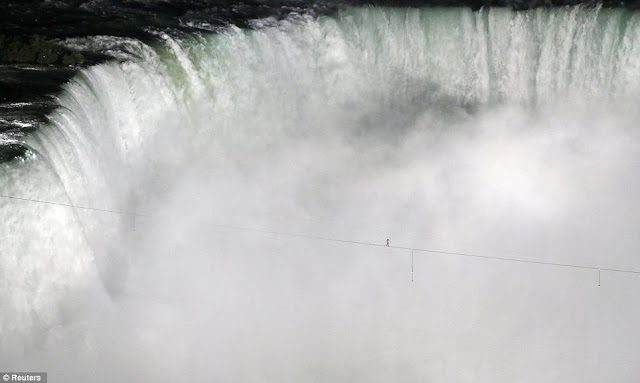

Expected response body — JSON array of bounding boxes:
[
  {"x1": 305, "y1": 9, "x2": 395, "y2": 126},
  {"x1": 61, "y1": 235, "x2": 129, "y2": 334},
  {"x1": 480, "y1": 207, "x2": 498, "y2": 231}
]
[
  {"x1": 598, "y1": 268, "x2": 601, "y2": 287},
  {"x1": 411, "y1": 249, "x2": 414, "y2": 282}
]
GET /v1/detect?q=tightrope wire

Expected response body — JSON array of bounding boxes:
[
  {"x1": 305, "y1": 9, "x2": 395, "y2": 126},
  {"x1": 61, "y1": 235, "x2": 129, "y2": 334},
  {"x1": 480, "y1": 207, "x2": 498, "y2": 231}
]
[{"x1": 2, "y1": 193, "x2": 640, "y2": 276}]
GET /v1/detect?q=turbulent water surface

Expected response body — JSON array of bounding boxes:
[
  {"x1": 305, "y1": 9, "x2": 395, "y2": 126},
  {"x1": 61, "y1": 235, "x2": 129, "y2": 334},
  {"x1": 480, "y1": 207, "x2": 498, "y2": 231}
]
[{"x1": 2, "y1": 6, "x2": 640, "y2": 382}]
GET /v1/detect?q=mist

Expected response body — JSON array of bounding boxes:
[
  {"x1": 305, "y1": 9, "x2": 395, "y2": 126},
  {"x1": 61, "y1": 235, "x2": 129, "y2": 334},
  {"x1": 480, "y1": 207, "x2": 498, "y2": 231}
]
[{"x1": 1, "y1": 6, "x2": 640, "y2": 382}]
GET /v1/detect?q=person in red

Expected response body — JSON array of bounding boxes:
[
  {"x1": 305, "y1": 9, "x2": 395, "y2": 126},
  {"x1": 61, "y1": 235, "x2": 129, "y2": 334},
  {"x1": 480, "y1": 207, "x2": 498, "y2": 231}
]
[{"x1": 386, "y1": 238, "x2": 390, "y2": 247}]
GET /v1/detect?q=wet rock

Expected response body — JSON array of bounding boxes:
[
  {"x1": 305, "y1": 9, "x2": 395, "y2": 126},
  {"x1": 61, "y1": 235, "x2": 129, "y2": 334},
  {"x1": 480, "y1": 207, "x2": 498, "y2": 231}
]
[
  {"x1": 0, "y1": 142, "x2": 28, "y2": 162},
  {"x1": 0, "y1": 35, "x2": 86, "y2": 66}
]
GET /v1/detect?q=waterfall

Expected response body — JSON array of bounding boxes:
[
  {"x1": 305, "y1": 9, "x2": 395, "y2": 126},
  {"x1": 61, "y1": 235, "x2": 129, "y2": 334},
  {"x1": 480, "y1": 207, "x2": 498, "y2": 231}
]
[{"x1": 1, "y1": 6, "x2": 639, "y2": 382}]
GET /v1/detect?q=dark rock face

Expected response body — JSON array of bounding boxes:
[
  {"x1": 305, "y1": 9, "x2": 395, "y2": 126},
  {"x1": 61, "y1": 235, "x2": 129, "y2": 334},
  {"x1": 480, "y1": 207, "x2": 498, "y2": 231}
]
[
  {"x1": 0, "y1": 64, "x2": 76, "y2": 123},
  {"x1": 0, "y1": 35, "x2": 86, "y2": 66},
  {"x1": 0, "y1": 65, "x2": 78, "y2": 161},
  {"x1": 0, "y1": 142, "x2": 28, "y2": 162},
  {"x1": 0, "y1": 0, "x2": 637, "y2": 163}
]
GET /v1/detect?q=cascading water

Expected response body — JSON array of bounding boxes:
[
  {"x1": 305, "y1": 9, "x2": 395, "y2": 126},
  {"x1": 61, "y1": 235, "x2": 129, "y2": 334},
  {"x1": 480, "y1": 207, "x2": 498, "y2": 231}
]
[{"x1": 2, "y1": 6, "x2": 640, "y2": 382}]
